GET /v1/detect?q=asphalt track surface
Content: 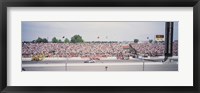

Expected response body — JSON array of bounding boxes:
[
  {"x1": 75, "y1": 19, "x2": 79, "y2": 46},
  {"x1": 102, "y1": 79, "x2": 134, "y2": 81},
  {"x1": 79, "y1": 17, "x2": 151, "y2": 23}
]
[{"x1": 22, "y1": 59, "x2": 178, "y2": 71}]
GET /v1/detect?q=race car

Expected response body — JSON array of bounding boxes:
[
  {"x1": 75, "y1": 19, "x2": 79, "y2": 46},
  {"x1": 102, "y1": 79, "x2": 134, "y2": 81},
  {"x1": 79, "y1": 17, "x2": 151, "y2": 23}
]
[{"x1": 84, "y1": 60, "x2": 95, "y2": 63}]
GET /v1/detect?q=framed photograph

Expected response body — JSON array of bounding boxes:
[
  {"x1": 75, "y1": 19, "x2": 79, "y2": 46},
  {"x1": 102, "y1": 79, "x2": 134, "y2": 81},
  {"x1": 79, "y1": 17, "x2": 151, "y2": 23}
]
[{"x1": 0, "y1": 0, "x2": 199, "y2": 93}]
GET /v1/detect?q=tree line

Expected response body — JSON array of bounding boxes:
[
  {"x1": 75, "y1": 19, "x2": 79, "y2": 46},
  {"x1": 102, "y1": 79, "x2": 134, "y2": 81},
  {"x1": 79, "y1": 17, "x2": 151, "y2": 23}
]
[
  {"x1": 24, "y1": 35, "x2": 156, "y2": 44},
  {"x1": 31, "y1": 35, "x2": 84, "y2": 43}
]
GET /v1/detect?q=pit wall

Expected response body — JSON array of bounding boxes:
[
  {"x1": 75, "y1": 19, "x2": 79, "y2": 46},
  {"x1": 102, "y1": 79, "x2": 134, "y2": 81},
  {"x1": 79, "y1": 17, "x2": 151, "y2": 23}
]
[
  {"x1": 22, "y1": 56, "x2": 178, "y2": 61},
  {"x1": 22, "y1": 57, "x2": 117, "y2": 61}
]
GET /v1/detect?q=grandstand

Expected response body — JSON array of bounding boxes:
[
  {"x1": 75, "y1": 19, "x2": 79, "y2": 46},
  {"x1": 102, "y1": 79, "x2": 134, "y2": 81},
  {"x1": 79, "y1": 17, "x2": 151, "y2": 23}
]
[{"x1": 22, "y1": 42, "x2": 178, "y2": 59}]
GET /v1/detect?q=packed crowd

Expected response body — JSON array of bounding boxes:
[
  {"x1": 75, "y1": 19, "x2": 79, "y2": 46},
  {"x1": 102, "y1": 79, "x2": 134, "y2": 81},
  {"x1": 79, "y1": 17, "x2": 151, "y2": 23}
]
[
  {"x1": 130, "y1": 42, "x2": 178, "y2": 56},
  {"x1": 22, "y1": 42, "x2": 178, "y2": 58}
]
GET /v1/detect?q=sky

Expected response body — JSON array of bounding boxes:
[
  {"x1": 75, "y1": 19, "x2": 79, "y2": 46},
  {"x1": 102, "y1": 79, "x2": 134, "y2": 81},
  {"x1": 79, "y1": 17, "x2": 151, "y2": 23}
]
[{"x1": 22, "y1": 21, "x2": 178, "y2": 42}]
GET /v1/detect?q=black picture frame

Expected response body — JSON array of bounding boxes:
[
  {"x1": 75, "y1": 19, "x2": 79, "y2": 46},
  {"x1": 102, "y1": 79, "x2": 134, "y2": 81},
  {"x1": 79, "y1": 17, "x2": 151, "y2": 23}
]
[{"x1": 0, "y1": 0, "x2": 199, "y2": 93}]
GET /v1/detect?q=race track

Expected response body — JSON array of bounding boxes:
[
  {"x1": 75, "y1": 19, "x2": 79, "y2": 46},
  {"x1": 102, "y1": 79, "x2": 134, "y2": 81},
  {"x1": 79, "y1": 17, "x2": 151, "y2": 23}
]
[{"x1": 22, "y1": 59, "x2": 178, "y2": 71}]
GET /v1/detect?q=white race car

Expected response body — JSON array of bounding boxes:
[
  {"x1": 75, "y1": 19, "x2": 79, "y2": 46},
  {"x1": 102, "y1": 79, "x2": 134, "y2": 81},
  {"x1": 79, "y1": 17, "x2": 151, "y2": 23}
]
[{"x1": 84, "y1": 60, "x2": 95, "y2": 63}]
